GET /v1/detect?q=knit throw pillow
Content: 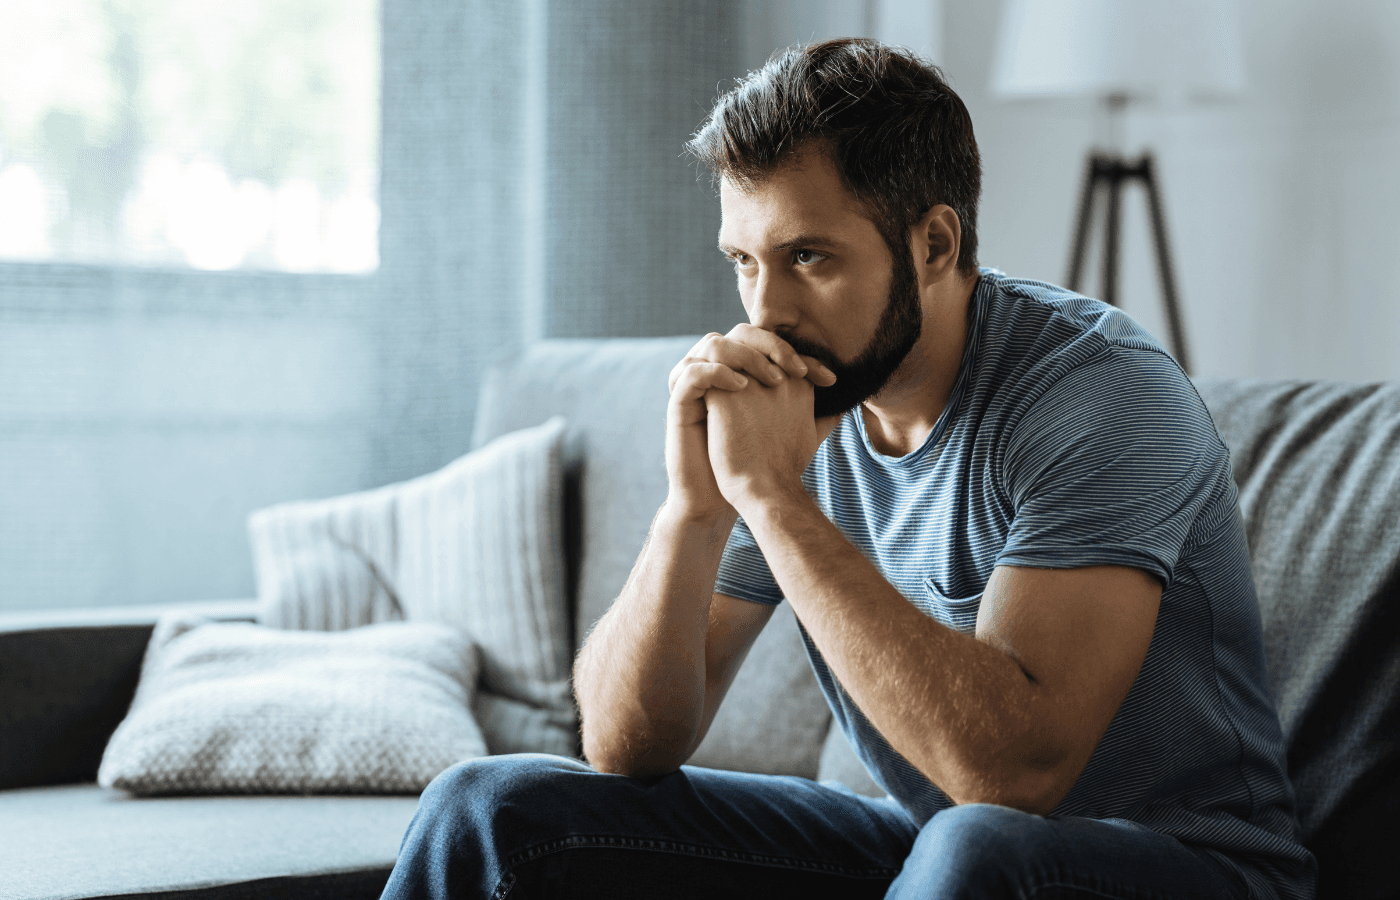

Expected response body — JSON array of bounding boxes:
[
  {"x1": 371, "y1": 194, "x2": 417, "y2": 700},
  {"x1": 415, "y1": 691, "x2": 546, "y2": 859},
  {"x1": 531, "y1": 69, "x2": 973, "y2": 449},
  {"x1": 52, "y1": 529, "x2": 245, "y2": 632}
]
[
  {"x1": 247, "y1": 417, "x2": 576, "y2": 756},
  {"x1": 98, "y1": 616, "x2": 487, "y2": 795}
]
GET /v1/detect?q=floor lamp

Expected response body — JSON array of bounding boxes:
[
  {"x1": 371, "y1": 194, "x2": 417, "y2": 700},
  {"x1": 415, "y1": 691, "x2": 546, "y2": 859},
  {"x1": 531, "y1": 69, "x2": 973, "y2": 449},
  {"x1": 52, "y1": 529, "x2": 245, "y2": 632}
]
[
  {"x1": 1066, "y1": 135, "x2": 1190, "y2": 372},
  {"x1": 989, "y1": 0, "x2": 1248, "y2": 375}
]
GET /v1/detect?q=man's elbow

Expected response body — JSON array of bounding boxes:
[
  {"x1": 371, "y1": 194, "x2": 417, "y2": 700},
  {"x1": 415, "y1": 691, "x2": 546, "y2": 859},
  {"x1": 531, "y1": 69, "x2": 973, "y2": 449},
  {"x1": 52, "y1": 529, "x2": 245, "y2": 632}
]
[
  {"x1": 581, "y1": 736, "x2": 685, "y2": 782},
  {"x1": 949, "y1": 782, "x2": 1064, "y2": 818},
  {"x1": 943, "y1": 752, "x2": 1079, "y2": 817},
  {"x1": 579, "y1": 716, "x2": 695, "y2": 781}
]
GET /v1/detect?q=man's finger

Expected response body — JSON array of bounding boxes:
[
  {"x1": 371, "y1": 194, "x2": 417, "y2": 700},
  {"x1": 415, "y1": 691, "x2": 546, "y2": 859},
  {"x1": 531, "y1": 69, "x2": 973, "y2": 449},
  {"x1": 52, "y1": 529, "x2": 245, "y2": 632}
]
[
  {"x1": 670, "y1": 333, "x2": 729, "y2": 392},
  {"x1": 670, "y1": 347, "x2": 755, "y2": 392},
  {"x1": 679, "y1": 332, "x2": 788, "y2": 387},
  {"x1": 670, "y1": 360, "x2": 750, "y2": 402},
  {"x1": 797, "y1": 354, "x2": 838, "y2": 386},
  {"x1": 726, "y1": 324, "x2": 809, "y2": 379}
]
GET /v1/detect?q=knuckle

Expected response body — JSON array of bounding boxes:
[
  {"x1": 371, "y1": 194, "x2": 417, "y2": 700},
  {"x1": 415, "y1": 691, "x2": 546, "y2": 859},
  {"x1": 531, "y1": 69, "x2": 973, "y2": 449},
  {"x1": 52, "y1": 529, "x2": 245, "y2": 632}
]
[
  {"x1": 671, "y1": 365, "x2": 701, "y2": 388},
  {"x1": 689, "y1": 335, "x2": 717, "y2": 357}
]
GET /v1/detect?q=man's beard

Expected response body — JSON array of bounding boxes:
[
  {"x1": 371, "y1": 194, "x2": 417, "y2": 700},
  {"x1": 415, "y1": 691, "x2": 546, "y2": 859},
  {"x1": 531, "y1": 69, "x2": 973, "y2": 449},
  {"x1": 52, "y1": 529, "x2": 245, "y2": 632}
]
[{"x1": 777, "y1": 247, "x2": 923, "y2": 419}]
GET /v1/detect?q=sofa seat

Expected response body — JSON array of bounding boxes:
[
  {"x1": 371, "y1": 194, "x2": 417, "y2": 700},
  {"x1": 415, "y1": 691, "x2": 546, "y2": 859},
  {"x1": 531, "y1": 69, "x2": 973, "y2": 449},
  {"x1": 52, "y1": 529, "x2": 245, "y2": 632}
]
[{"x1": 0, "y1": 784, "x2": 419, "y2": 900}]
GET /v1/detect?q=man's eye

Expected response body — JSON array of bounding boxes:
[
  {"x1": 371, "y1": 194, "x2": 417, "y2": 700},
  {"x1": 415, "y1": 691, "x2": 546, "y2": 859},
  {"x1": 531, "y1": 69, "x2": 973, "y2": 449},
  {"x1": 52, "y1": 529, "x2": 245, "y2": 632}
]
[
  {"x1": 729, "y1": 254, "x2": 753, "y2": 270},
  {"x1": 794, "y1": 249, "x2": 825, "y2": 265}
]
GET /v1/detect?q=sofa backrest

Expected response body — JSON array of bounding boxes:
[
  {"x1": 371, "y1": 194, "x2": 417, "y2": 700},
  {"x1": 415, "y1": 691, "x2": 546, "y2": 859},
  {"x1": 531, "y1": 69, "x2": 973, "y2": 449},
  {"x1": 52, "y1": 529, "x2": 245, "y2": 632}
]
[
  {"x1": 472, "y1": 337, "x2": 696, "y2": 648},
  {"x1": 1193, "y1": 378, "x2": 1400, "y2": 900}
]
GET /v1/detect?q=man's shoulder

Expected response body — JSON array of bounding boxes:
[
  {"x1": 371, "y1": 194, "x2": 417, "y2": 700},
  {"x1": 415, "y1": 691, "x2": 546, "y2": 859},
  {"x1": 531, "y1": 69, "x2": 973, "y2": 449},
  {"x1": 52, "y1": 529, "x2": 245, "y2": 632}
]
[
  {"x1": 969, "y1": 269, "x2": 1193, "y2": 420},
  {"x1": 975, "y1": 269, "x2": 1171, "y2": 372}
]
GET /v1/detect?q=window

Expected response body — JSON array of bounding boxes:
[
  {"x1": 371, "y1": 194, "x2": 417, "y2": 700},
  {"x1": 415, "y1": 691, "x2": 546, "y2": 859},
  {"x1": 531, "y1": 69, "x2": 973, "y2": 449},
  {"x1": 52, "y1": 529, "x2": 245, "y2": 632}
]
[
  {"x1": 0, "y1": 0, "x2": 379, "y2": 273},
  {"x1": 0, "y1": 0, "x2": 382, "y2": 616}
]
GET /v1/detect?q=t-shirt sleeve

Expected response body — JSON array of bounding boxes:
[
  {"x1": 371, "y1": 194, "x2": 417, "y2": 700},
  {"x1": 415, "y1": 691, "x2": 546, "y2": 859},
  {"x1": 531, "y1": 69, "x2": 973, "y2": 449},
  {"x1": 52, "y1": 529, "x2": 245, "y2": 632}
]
[
  {"x1": 996, "y1": 347, "x2": 1231, "y2": 587},
  {"x1": 713, "y1": 516, "x2": 784, "y2": 605}
]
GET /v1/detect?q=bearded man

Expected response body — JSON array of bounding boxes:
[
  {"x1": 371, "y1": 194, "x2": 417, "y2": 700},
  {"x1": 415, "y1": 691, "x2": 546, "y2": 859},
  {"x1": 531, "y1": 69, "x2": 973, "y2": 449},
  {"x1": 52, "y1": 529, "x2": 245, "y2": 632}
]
[{"x1": 380, "y1": 38, "x2": 1315, "y2": 900}]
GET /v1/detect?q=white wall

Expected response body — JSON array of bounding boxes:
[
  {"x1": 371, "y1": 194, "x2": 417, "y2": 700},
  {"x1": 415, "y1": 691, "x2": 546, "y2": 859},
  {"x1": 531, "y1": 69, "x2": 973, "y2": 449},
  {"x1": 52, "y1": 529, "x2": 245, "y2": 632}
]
[
  {"x1": 742, "y1": 0, "x2": 941, "y2": 69},
  {"x1": 952, "y1": 0, "x2": 1400, "y2": 380}
]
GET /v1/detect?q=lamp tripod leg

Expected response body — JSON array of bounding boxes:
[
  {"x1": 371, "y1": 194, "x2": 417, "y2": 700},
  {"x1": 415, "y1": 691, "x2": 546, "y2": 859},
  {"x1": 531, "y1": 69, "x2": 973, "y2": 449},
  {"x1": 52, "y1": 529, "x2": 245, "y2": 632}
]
[
  {"x1": 1103, "y1": 164, "x2": 1123, "y2": 308},
  {"x1": 1141, "y1": 155, "x2": 1191, "y2": 373},
  {"x1": 1066, "y1": 153, "x2": 1100, "y2": 292}
]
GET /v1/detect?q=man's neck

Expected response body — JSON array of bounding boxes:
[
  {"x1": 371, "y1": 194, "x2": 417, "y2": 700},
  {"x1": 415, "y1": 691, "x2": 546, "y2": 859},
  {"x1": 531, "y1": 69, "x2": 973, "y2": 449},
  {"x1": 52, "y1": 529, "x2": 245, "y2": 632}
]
[{"x1": 860, "y1": 272, "x2": 977, "y2": 457}]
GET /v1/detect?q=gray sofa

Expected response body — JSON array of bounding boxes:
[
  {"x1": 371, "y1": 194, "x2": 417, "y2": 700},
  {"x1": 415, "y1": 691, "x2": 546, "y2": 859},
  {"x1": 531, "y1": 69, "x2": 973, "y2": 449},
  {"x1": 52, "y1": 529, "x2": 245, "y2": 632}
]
[{"x1": 2, "y1": 337, "x2": 1396, "y2": 900}]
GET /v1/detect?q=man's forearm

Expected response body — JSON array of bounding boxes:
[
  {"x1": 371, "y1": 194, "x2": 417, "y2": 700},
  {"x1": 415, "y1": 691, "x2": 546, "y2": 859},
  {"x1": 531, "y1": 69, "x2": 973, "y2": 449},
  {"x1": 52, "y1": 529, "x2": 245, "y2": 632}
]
[
  {"x1": 573, "y1": 501, "x2": 737, "y2": 778},
  {"x1": 736, "y1": 485, "x2": 1063, "y2": 811}
]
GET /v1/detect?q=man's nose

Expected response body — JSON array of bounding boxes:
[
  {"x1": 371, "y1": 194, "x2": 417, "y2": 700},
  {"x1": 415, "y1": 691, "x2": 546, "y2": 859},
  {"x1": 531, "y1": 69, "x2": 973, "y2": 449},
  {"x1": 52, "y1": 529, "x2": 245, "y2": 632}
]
[{"x1": 746, "y1": 269, "x2": 800, "y2": 332}]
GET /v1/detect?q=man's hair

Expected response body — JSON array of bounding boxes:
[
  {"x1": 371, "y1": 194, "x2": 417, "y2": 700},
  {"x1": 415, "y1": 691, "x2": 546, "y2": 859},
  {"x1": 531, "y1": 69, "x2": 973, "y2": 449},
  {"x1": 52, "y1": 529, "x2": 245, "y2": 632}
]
[{"x1": 687, "y1": 38, "x2": 981, "y2": 274}]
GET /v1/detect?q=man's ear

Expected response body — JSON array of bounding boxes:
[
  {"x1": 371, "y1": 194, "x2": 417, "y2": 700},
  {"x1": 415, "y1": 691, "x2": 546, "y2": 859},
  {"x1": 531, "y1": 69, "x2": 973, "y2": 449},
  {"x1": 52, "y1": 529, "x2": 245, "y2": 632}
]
[{"x1": 914, "y1": 204, "x2": 961, "y2": 280}]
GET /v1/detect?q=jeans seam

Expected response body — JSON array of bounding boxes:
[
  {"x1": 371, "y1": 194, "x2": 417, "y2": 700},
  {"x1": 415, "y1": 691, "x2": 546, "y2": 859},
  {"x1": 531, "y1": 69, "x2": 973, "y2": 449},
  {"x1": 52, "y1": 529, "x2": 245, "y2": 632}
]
[
  {"x1": 491, "y1": 871, "x2": 516, "y2": 900},
  {"x1": 505, "y1": 834, "x2": 901, "y2": 879}
]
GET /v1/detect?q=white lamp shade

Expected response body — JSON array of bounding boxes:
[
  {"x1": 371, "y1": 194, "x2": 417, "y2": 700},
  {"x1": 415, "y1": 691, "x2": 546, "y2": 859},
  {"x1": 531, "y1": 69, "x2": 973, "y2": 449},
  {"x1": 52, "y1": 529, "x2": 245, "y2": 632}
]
[{"x1": 990, "y1": 0, "x2": 1247, "y2": 103}]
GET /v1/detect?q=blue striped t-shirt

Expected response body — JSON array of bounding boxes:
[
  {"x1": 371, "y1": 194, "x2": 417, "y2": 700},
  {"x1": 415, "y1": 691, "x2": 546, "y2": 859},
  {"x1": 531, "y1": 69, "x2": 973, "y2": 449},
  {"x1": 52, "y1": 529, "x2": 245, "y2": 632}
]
[{"x1": 713, "y1": 270, "x2": 1314, "y2": 900}]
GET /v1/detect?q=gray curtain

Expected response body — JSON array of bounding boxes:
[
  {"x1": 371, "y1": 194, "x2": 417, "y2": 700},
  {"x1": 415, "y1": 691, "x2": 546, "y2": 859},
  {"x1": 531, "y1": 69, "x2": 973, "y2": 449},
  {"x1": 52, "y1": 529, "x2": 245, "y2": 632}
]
[
  {"x1": 375, "y1": 0, "x2": 744, "y2": 485},
  {"x1": 542, "y1": 0, "x2": 743, "y2": 339}
]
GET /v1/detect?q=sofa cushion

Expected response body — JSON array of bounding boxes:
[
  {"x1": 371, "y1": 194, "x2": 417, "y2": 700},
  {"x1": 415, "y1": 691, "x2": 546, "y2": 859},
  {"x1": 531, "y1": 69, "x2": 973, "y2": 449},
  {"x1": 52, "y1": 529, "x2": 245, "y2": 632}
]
[
  {"x1": 0, "y1": 783, "x2": 417, "y2": 900},
  {"x1": 98, "y1": 617, "x2": 486, "y2": 795},
  {"x1": 393, "y1": 417, "x2": 572, "y2": 714},
  {"x1": 1195, "y1": 378, "x2": 1400, "y2": 900},
  {"x1": 249, "y1": 482, "x2": 402, "y2": 631},
  {"x1": 249, "y1": 416, "x2": 577, "y2": 755}
]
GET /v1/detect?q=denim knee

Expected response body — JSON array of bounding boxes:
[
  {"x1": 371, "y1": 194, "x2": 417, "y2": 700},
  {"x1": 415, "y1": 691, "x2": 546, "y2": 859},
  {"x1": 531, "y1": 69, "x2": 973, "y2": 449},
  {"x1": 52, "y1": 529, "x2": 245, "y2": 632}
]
[
  {"x1": 383, "y1": 754, "x2": 598, "y2": 899},
  {"x1": 918, "y1": 803, "x2": 1046, "y2": 864},
  {"x1": 416, "y1": 753, "x2": 595, "y2": 842},
  {"x1": 890, "y1": 803, "x2": 1248, "y2": 900},
  {"x1": 421, "y1": 753, "x2": 592, "y2": 807},
  {"x1": 885, "y1": 803, "x2": 1048, "y2": 899}
]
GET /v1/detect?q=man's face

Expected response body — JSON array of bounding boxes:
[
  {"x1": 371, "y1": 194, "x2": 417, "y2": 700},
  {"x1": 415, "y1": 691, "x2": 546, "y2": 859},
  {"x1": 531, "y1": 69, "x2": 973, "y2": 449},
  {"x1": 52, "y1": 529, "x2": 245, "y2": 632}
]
[
  {"x1": 718, "y1": 151, "x2": 923, "y2": 419},
  {"x1": 783, "y1": 244, "x2": 921, "y2": 418}
]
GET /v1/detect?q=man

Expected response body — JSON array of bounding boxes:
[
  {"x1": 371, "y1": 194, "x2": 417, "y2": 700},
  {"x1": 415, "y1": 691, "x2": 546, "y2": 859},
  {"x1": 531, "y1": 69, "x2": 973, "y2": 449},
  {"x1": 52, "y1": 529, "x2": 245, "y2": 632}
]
[{"x1": 382, "y1": 39, "x2": 1315, "y2": 899}]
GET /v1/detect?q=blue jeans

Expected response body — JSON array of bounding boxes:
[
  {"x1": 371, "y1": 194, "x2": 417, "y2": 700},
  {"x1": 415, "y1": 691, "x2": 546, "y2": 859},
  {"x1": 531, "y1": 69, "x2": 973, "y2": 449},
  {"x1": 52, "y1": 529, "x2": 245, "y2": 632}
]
[{"x1": 381, "y1": 754, "x2": 1248, "y2": 899}]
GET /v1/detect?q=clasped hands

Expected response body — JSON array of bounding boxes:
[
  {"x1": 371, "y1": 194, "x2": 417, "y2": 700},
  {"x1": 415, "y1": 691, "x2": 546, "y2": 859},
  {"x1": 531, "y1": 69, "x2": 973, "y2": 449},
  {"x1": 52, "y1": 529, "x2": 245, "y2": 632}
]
[{"x1": 666, "y1": 325, "x2": 840, "y2": 521}]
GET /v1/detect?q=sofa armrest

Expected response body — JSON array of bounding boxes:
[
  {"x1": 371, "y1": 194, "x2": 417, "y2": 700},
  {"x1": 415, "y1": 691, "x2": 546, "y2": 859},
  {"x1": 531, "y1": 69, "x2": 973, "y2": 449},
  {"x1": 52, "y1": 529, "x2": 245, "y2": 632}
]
[{"x1": 0, "y1": 599, "x2": 257, "y2": 790}]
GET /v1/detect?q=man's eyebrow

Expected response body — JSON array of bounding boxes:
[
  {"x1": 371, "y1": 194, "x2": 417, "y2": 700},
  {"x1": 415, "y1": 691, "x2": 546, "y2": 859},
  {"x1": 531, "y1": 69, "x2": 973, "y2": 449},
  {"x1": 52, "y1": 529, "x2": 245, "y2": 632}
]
[{"x1": 717, "y1": 234, "x2": 840, "y2": 256}]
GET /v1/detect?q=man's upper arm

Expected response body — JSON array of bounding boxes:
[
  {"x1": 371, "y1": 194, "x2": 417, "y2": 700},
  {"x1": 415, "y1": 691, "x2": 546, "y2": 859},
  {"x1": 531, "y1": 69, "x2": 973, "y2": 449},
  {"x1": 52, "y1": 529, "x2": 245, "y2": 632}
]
[
  {"x1": 998, "y1": 349, "x2": 1227, "y2": 585},
  {"x1": 976, "y1": 563, "x2": 1161, "y2": 799},
  {"x1": 973, "y1": 351, "x2": 1213, "y2": 805},
  {"x1": 690, "y1": 593, "x2": 775, "y2": 755}
]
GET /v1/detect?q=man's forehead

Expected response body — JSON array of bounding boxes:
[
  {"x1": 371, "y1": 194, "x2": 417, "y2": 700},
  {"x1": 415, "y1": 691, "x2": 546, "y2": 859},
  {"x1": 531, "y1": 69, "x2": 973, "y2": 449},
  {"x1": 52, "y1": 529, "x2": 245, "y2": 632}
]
[{"x1": 718, "y1": 165, "x2": 875, "y2": 250}]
